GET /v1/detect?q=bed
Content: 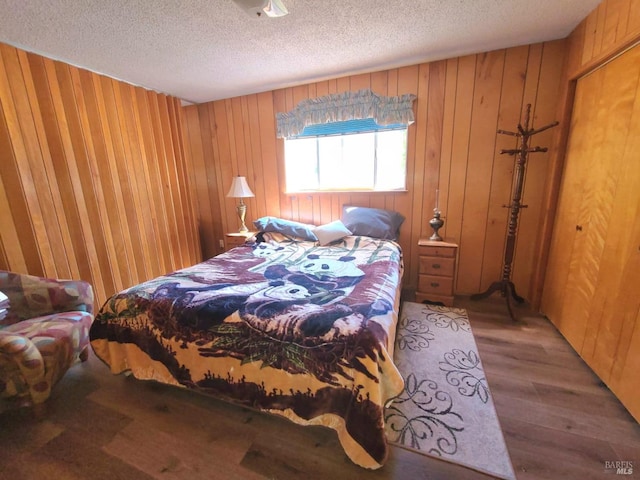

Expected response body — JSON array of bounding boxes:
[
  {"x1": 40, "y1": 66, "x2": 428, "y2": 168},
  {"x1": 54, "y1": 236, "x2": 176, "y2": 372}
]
[{"x1": 90, "y1": 210, "x2": 405, "y2": 469}]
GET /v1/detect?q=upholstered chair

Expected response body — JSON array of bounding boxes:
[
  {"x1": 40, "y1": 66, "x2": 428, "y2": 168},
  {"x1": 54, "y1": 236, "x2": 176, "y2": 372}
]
[{"x1": 0, "y1": 271, "x2": 94, "y2": 413}]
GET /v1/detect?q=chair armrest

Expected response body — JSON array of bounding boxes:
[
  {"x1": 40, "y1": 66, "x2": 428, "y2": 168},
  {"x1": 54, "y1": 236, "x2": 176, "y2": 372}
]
[
  {"x1": 0, "y1": 271, "x2": 94, "y2": 323},
  {"x1": 0, "y1": 331, "x2": 49, "y2": 405},
  {"x1": 45, "y1": 278, "x2": 94, "y2": 314}
]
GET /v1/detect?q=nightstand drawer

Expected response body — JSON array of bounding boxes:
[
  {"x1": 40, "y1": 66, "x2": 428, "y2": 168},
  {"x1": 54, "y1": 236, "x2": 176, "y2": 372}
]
[
  {"x1": 225, "y1": 232, "x2": 255, "y2": 251},
  {"x1": 418, "y1": 245, "x2": 456, "y2": 258},
  {"x1": 418, "y1": 274, "x2": 454, "y2": 296},
  {"x1": 226, "y1": 236, "x2": 247, "y2": 248},
  {"x1": 418, "y1": 256, "x2": 455, "y2": 276}
]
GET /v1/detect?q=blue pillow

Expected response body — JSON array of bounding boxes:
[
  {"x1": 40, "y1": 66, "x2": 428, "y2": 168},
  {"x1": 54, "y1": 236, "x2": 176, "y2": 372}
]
[
  {"x1": 342, "y1": 206, "x2": 405, "y2": 240},
  {"x1": 253, "y1": 216, "x2": 318, "y2": 241}
]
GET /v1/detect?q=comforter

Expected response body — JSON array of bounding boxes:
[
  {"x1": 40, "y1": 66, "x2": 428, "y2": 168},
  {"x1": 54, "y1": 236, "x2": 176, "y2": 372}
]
[{"x1": 90, "y1": 233, "x2": 404, "y2": 468}]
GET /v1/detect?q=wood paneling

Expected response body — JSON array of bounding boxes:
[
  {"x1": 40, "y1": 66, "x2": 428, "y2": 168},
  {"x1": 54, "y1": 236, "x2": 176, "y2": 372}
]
[
  {"x1": 542, "y1": 44, "x2": 640, "y2": 420},
  {"x1": 540, "y1": 0, "x2": 640, "y2": 421},
  {"x1": 183, "y1": 42, "x2": 565, "y2": 299},
  {"x1": 0, "y1": 42, "x2": 201, "y2": 307},
  {"x1": 569, "y1": 0, "x2": 640, "y2": 79}
]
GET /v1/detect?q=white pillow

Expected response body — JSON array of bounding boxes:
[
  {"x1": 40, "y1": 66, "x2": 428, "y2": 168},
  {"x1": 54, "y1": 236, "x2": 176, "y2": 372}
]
[
  {"x1": 313, "y1": 220, "x2": 352, "y2": 246},
  {"x1": 0, "y1": 291, "x2": 9, "y2": 322}
]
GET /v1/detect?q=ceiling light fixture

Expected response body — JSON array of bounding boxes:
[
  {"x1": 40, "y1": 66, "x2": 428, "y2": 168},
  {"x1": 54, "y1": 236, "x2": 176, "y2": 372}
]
[{"x1": 233, "y1": 0, "x2": 289, "y2": 18}]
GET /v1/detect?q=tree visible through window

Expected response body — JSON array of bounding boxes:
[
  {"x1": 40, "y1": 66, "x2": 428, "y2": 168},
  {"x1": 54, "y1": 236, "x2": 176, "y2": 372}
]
[{"x1": 284, "y1": 118, "x2": 407, "y2": 193}]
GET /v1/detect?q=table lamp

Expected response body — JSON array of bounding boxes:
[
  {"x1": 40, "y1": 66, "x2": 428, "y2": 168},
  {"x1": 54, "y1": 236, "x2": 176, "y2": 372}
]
[{"x1": 226, "y1": 176, "x2": 255, "y2": 233}]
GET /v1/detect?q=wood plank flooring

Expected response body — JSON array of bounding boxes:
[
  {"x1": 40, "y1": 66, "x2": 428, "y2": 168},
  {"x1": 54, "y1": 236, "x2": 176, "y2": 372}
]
[{"x1": 1, "y1": 296, "x2": 638, "y2": 479}]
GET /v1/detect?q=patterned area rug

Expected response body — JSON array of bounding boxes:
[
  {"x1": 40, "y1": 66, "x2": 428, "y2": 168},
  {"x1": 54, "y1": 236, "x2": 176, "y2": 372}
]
[{"x1": 384, "y1": 302, "x2": 516, "y2": 480}]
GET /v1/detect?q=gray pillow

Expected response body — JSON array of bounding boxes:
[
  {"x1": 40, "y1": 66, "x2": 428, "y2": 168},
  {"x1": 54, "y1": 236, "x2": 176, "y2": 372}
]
[
  {"x1": 342, "y1": 206, "x2": 405, "y2": 240},
  {"x1": 253, "y1": 216, "x2": 318, "y2": 241}
]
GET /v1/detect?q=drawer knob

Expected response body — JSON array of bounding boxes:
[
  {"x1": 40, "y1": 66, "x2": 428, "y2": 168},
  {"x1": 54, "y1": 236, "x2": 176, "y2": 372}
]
[
  {"x1": 432, "y1": 263, "x2": 441, "y2": 269},
  {"x1": 430, "y1": 282, "x2": 440, "y2": 288}
]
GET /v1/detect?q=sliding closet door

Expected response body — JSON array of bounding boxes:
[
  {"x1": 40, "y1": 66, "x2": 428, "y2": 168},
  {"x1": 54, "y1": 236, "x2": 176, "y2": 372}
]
[
  {"x1": 540, "y1": 67, "x2": 602, "y2": 350},
  {"x1": 542, "y1": 44, "x2": 640, "y2": 421}
]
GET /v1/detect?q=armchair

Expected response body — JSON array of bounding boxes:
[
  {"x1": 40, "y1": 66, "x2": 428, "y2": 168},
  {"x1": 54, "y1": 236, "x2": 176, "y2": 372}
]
[{"x1": 0, "y1": 270, "x2": 94, "y2": 412}]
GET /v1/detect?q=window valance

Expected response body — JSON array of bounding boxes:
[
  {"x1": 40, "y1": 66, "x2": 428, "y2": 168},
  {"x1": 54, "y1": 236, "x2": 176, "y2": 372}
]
[{"x1": 275, "y1": 89, "x2": 417, "y2": 138}]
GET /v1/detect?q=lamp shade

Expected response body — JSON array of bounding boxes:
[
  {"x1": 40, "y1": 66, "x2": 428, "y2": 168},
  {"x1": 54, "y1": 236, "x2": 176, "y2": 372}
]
[{"x1": 226, "y1": 176, "x2": 255, "y2": 198}]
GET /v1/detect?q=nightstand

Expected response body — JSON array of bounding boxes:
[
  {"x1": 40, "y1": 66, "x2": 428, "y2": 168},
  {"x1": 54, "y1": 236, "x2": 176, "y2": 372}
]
[
  {"x1": 224, "y1": 232, "x2": 255, "y2": 252},
  {"x1": 415, "y1": 239, "x2": 458, "y2": 306}
]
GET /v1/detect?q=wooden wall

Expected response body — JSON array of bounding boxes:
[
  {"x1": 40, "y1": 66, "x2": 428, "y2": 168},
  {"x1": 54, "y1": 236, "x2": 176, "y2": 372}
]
[
  {"x1": 538, "y1": 0, "x2": 640, "y2": 420},
  {"x1": 533, "y1": 0, "x2": 640, "y2": 307},
  {"x1": 0, "y1": 42, "x2": 201, "y2": 307},
  {"x1": 566, "y1": 0, "x2": 640, "y2": 77},
  {"x1": 183, "y1": 41, "x2": 566, "y2": 299}
]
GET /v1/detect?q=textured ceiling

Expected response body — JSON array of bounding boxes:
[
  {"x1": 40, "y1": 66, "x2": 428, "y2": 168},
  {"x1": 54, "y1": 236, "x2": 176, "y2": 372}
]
[{"x1": 0, "y1": 0, "x2": 601, "y2": 104}]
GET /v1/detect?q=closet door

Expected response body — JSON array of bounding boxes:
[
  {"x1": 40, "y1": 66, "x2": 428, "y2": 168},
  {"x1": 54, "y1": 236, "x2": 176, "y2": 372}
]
[
  {"x1": 540, "y1": 66, "x2": 603, "y2": 351},
  {"x1": 542, "y1": 44, "x2": 640, "y2": 420}
]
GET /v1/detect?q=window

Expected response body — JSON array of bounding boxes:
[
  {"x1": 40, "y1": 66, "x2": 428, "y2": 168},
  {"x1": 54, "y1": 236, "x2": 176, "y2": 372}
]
[
  {"x1": 284, "y1": 118, "x2": 408, "y2": 193},
  {"x1": 276, "y1": 89, "x2": 416, "y2": 193}
]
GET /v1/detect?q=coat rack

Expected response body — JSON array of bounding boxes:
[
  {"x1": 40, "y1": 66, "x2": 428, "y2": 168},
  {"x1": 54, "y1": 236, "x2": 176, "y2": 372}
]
[{"x1": 471, "y1": 104, "x2": 558, "y2": 320}]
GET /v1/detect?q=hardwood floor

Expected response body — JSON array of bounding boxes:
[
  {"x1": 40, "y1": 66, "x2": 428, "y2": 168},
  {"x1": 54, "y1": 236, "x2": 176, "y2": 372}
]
[{"x1": 1, "y1": 296, "x2": 638, "y2": 479}]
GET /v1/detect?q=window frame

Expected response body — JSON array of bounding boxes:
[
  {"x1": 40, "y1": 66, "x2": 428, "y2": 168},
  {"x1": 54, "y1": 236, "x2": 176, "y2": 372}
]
[{"x1": 283, "y1": 121, "x2": 409, "y2": 194}]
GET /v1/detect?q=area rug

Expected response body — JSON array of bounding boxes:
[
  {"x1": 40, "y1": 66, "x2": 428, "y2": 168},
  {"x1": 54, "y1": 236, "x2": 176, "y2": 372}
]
[{"x1": 384, "y1": 302, "x2": 516, "y2": 480}]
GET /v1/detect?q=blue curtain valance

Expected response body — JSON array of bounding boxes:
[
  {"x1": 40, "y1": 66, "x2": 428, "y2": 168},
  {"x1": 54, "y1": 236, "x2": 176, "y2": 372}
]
[{"x1": 276, "y1": 89, "x2": 417, "y2": 138}]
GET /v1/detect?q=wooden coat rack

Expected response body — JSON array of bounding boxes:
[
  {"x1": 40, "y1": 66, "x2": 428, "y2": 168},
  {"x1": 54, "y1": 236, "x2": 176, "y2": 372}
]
[{"x1": 471, "y1": 104, "x2": 558, "y2": 320}]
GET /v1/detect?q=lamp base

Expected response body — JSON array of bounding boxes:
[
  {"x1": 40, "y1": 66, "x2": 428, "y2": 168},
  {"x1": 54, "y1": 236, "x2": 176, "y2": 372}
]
[
  {"x1": 429, "y1": 210, "x2": 444, "y2": 241},
  {"x1": 236, "y1": 201, "x2": 248, "y2": 233}
]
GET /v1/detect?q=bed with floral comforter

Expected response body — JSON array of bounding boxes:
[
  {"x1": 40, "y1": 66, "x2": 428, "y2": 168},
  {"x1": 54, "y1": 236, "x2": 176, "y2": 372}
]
[{"x1": 89, "y1": 233, "x2": 404, "y2": 469}]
